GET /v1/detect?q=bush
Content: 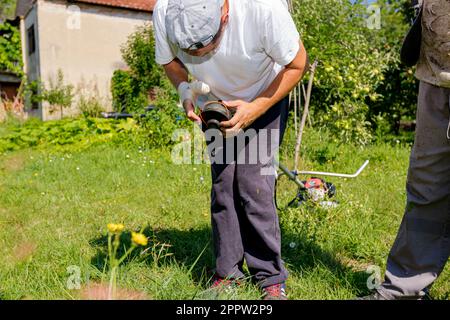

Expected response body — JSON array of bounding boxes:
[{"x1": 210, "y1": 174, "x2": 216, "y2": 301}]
[
  {"x1": 78, "y1": 95, "x2": 105, "y2": 118},
  {"x1": 0, "y1": 117, "x2": 138, "y2": 153},
  {"x1": 121, "y1": 24, "x2": 164, "y2": 90},
  {"x1": 133, "y1": 98, "x2": 190, "y2": 149},
  {"x1": 23, "y1": 71, "x2": 75, "y2": 119},
  {"x1": 0, "y1": 97, "x2": 189, "y2": 153},
  {"x1": 111, "y1": 24, "x2": 170, "y2": 114},
  {"x1": 75, "y1": 84, "x2": 106, "y2": 118},
  {"x1": 110, "y1": 22, "x2": 183, "y2": 150},
  {"x1": 292, "y1": 0, "x2": 412, "y2": 144},
  {"x1": 23, "y1": 79, "x2": 44, "y2": 108},
  {"x1": 111, "y1": 69, "x2": 148, "y2": 113}
]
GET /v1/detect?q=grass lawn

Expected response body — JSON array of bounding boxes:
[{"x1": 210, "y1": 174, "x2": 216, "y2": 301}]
[{"x1": 0, "y1": 123, "x2": 448, "y2": 300}]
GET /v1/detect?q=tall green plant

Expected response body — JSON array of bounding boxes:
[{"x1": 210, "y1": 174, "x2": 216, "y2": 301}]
[
  {"x1": 43, "y1": 70, "x2": 74, "y2": 119},
  {"x1": 0, "y1": 21, "x2": 23, "y2": 75},
  {"x1": 111, "y1": 24, "x2": 161, "y2": 113},
  {"x1": 120, "y1": 23, "x2": 164, "y2": 90},
  {"x1": 112, "y1": 24, "x2": 178, "y2": 114},
  {"x1": 111, "y1": 69, "x2": 148, "y2": 113}
]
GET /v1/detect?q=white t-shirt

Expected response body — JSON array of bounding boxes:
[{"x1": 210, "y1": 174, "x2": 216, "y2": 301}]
[{"x1": 153, "y1": 0, "x2": 300, "y2": 102}]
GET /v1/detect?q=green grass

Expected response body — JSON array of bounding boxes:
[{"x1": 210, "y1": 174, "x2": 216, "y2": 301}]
[{"x1": 0, "y1": 124, "x2": 448, "y2": 300}]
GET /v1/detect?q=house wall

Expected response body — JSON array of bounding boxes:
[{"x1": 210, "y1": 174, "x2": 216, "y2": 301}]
[
  {"x1": 23, "y1": 2, "x2": 41, "y2": 117},
  {"x1": 33, "y1": 0, "x2": 152, "y2": 120}
]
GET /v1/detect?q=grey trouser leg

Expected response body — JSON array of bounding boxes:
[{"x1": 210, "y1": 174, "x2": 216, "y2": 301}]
[
  {"x1": 378, "y1": 81, "x2": 450, "y2": 299},
  {"x1": 209, "y1": 98, "x2": 289, "y2": 288}
]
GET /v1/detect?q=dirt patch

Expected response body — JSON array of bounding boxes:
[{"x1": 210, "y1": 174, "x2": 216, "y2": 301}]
[
  {"x1": 336, "y1": 253, "x2": 373, "y2": 272},
  {"x1": 79, "y1": 283, "x2": 149, "y2": 300},
  {"x1": 11, "y1": 241, "x2": 37, "y2": 263},
  {"x1": 1, "y1": 153, "x2": 27, "y2": 172}
]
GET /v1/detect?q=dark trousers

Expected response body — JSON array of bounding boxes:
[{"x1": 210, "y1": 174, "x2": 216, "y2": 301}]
[{"x1": 207, "y1": 97, "x2": 289, "y2": 288}]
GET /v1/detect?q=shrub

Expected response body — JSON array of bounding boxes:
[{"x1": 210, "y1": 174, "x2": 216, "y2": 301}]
[
  {"x1": 110, "y1": 23, "x2": 183, "y2": 154},
  {"x1": 120, "y1": 23, "x2": 164, "y2": 90},
  {"x1": 111, "y1": 69, "x2": 148, "y2": 113},
  {"x1": 23, "y1": 79, "x2": 44, "y2": 108},
  {"x1": 111, "y1": 24, "x2": 169, "y2": 114},
  {"x1": 291, "y1": 0, "x2": 412, "y2": 144},
  {"x1": 133, "y1": 98, "x2": 190, "y2": 149},
  {"x1": 0, "y1": 117, "x2": 138, "y2": 153},
  {"x1": 76, "y1": 84, "x2": 106, "y2": 118},
  {"x1": 22, "y1": 71, "x2": 76, "y2": 119},
  {"x1": 78, "y1": 95, "x2": 105, "y2": 118},
  {"x1": 0, "y1": 98, "x2": 188, "y2": 153}
]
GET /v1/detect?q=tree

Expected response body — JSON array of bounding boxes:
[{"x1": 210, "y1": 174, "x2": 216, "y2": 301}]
[
  {"x1": 292, "y1": 0, "x2": 392, "y2": 144},
  {"x1": 291, "y1": 0, "x2": 415, "y2": 143},
  {"x1": 43, "y1": 70, "x2": 75, "y2": 119},
  {"x1": 367, "y1": 0, "x2": 419, "y2": 134}
]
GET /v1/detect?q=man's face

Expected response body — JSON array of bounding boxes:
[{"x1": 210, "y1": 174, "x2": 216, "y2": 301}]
[{"x1": 182, "y1": 4, "x2": 229, "y2": 57}]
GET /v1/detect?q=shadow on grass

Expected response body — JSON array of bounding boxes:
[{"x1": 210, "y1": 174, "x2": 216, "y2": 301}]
[
  {"x1": 280, "y1": 224, "x2": 371, "y2": 297},
  {"x1": 89, "y1": 226, "x2": 215, "y2": 284},
  {"x1": 89, "y1": 222, "x2": 370, "y2": 297}
]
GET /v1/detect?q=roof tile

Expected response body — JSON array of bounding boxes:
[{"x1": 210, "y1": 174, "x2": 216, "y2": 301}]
[{"x1": 74, "y1": 0, "x2": 156, "y2": 12}]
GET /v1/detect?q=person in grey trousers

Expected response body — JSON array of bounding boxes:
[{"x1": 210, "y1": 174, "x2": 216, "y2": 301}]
[
  {"x1": 153, "y1": 0, "x2": 309, "y2": 299},
  {"x1": 361, "y1": 0, "x2": 450, "y2": 300}
]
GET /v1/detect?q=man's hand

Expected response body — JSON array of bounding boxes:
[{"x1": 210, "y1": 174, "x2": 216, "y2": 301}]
[
  {"x1": 183, "y1": 99, "x2": 202, "y2": 124},
  {"x1": 178, "y1": 80, "x2": 210, "y2": 124},
  {"x1": 220, "y1": 41, "x2": 308, "y2": 137},
  {"x1": 220, "y1": 100, "x2": 261, "y2": 137}
]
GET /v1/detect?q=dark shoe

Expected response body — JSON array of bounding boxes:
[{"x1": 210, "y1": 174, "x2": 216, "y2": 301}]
[
  {"x1": 262, "y1": 283, "x2": 288, "y2": 300},
  {"x1": 357, "y1": 290, "x2": 432, "y2": 300},
  {"x1": 356, "y1": 291, "x2": 388, "y2": 300}
]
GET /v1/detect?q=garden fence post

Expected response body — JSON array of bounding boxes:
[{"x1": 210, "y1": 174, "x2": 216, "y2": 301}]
[{"x1": 294, "y1": 59, "x2": 318, "y2": 171}]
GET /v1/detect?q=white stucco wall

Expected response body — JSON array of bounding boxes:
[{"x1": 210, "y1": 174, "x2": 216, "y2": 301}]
[{"x1": 31, "y1": 0, "x2": 152, "y2": 120}]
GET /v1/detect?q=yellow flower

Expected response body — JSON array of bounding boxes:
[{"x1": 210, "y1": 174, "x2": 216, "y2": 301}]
[
  {"x1": 131, "y1": 232, "x2": 148, "y2": 246},
  {"x1": 107, "y1": 223, "x2": 115, "y2": 233},
  {"x1": 107, "y1": 223, "x2": 125, "y2": 233}
]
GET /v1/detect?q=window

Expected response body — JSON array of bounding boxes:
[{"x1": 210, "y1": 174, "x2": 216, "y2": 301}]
[{"x1": 27, "y1": 25, "x2": 36, "y2": 55}]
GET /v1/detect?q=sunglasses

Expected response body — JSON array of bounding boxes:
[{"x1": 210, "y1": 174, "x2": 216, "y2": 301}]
[{"x1": 187, "y1": 35, "x2": 215, "y2": 51}]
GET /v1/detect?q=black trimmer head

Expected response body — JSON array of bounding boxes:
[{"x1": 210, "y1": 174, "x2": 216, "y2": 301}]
[{"x1": 200, "y1": 101, "x2": 233, "y2": 130}]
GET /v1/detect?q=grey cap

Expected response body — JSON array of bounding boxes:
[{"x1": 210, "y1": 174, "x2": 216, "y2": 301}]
[{"x1": 165, "y1": 0, "x2": 223, "y2": 50}]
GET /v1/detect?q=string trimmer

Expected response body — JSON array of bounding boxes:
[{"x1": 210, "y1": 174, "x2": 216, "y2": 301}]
[{"x1": 274, "y1": 160, "x2": 369, "y2": 209}]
